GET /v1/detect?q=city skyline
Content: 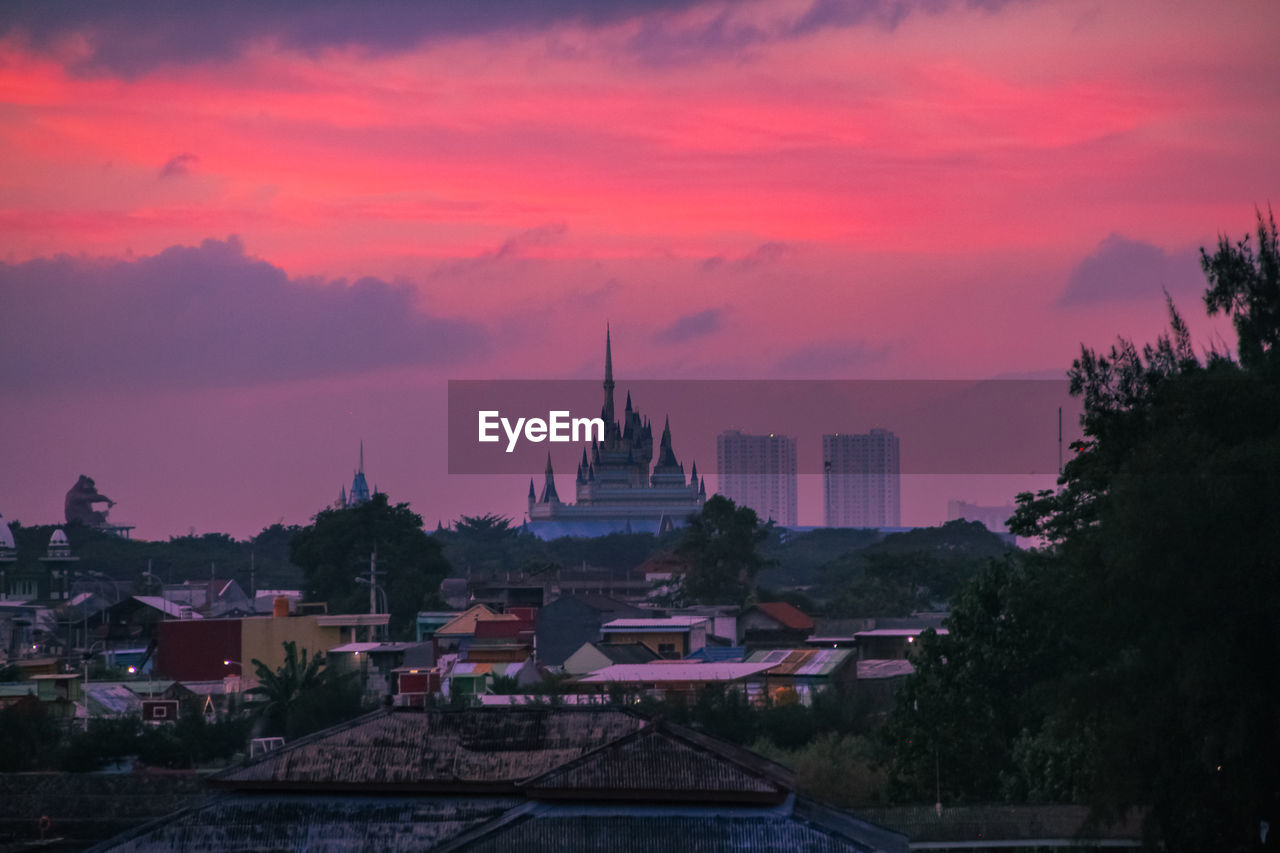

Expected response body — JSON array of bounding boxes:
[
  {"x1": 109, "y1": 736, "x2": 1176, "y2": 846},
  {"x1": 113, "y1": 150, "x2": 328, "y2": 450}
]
[{"x1": 2, "y1": 1, "x2": 1276, "y2": 538}]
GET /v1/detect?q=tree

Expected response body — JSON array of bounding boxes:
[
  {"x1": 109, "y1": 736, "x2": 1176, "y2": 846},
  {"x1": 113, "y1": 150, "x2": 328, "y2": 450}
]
[
  {"x1": 885, "y1": 209, "x2": 1280, "y2": 851},
  {"x1": 674, "y1": 495, "x2": 770, "y2": 604},
  {"x1": 290, "y1": 493, "x2": 451, "y2": 638},
  {"x1": 247, "y1": 640, "x2": 362, "y2": 739}
]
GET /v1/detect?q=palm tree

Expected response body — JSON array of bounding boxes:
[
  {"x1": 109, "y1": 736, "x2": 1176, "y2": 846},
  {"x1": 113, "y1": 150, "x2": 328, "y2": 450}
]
[{"x1": 247, "y1": 641, "x2": 355, "y2": 738}]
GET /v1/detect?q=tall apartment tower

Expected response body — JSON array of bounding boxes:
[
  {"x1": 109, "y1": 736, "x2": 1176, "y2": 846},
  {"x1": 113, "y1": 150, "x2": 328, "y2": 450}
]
[
  {"x1": 716, "y1": 430, "x2": 798, "y2": 527},
  {"x1": 823, "y1": 428, "x2": 900, "y2": 528}
]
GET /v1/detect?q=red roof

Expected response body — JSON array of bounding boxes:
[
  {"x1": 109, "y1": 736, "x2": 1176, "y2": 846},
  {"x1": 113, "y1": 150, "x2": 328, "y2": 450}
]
[{"x1": 753, "y1": 602, "x2": 814, "y2": 632}]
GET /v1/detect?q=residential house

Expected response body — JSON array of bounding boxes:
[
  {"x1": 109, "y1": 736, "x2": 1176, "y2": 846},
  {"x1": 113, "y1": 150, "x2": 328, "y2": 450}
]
[
  {"x1": 88, "y1": 706, "x2": 907, "y2": 852},
  {"x1": 737, "y1": 601, "x2": 814, "y2": 648},
  {"x1": 561, "y1": 641, "x2": 657, "y2": 676},
  {"x1": 600, "y1": 616, "x2": 707, "y2": 659},
  {"x1": 533, "y1": 594, "x2": 643, "y2": 668}
]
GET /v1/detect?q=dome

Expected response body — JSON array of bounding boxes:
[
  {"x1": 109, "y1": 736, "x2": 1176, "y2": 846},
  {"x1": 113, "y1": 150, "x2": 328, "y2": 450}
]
[{"x1": 0, "y1": 515, "x2": 14, "y2": 552}]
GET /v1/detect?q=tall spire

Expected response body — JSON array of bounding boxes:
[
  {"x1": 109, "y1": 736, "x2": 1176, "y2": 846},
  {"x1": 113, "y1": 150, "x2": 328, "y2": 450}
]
[
  {"x1": 359, "y1": 439, "x2": 364, "y2": 474},
  {"x1": 539, "y1": 454, "x2": 560, "y2": 504},
  {"x1": 602, "y1": 325, "x2": 615, "y2": 426}
]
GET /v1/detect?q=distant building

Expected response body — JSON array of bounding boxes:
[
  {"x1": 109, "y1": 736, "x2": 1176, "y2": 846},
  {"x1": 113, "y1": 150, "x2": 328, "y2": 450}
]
[
  {"x1": 335, "y1": 441, "x2": 375, "y2": 509},
  {"x1": 526, "y1": 328, "x2": 706, "y2": 538},
  {"x1": 823, "y1": 428, "x2": 900, "y2": 527},
  {"x1": 947, "y1": 499, "x2": 1016, "y2": 534},
  {"x1": 716, "y1": 430, "x2": 798, "y2": 526}
]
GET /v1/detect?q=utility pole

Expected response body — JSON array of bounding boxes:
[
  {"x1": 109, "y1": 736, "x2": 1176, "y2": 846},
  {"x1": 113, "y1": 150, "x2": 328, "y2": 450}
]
[{"x1": 356, "y1": 550, "x2": 386, "y2": 642}]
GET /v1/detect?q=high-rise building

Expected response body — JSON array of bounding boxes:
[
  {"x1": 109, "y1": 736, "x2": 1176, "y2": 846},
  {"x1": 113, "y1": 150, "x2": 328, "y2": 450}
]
[
  {"x1": 823, "y1": 428, "x2": 900, "y2": 528},
  {"x1": 716, "y1": 430, "x2": 798, "y2": 526}
]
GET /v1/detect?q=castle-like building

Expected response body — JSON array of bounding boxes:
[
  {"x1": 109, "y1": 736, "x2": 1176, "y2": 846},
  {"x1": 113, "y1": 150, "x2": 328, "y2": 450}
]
[
  {"x1": 336, "y1": 442, "x2": 375, "y2": 509},
  {"x1": 526, "y1": 329, "x2": 705, "y2": 538}
]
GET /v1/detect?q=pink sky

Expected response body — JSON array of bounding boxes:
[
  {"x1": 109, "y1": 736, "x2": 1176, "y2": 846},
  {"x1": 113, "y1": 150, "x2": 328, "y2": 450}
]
[{"x1": 1, "y1": 0, "x2": 1276, "y2": 539}]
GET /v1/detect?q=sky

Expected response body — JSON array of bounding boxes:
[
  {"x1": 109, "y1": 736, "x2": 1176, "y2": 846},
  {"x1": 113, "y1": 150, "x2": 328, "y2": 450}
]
[{"x1": 1, "y1": 0, "x2": 1277, "y2": 539}]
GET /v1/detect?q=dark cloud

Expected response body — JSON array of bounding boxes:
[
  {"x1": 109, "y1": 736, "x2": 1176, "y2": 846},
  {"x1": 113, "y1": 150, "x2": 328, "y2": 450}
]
[
  {"x1": 0, "y1": 236, "x2": 484, "y2": 393},
  {"x1": 653, "y1": 307, "x2": 726, "y2": 344},
  {"x1": 702, "y1": 241, "x2": 794, "y2": 273},
  {"x1": 4, "y1": 0, "x2": 1040, "y2": 76},
  {"x1": 159, "y1": 153, "x2": 198, "y2": 179},
  {"x1": 774, "y1": 340, "x2": 890, "y2": 376},
  {"x1": 1059, "y1": 234, "x2": 1205, "y2": 306},
  {"x1": 790, "y1": 0, "x2": 1035, "y2": 35}
]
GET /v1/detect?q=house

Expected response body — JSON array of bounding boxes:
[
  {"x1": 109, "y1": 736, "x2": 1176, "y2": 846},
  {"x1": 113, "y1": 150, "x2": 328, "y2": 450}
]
[
  {"x1": 154, "y1": 610, "x2": 389, "y2": 683},
  {"x1": 464, "y1": 608, "x2": 534, "y2": 663},
  {"x1": 575, "y1": 661, "x2": 777, "y2": 702},
  {"x1": 327, "y1": 641, "x2": 427, "y2": 698},
  {"x1": 853, "y1": 627, "x2": 948, "y2": 660},
  {"x1": 533, "y1": 594, "x2": 643, "y2": 668},
  {"x1": 746, "y1": 648, "x2": 858, "y2": 705},
  {"x1": 88, "y1": 706, "x2": 907, "y2": 852},
  {"x1": 854, "y1": 658, "x2": 915, "y2": 714},
  {"x1": 561, "y1": 641, "x2": 657, "y2": 676},
  {"x1": 599, "y1": 616, "x2": 707, "y2": 659},
  {"x1": 432, "y1": 604, "x2": 517, "y2": 657},
  {"x1": 737, "y1": 601, "x2": 814, "y2": 648}
]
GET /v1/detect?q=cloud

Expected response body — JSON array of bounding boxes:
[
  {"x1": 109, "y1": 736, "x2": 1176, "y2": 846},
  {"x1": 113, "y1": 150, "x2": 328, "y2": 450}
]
[
  {"x1": 702, "y1": 241, "x2": 794, "y2": 273},
  {"x1": 158, "y1": 152, "x2": 198, "y2": 178},
  {"x1": 653, "y1": 307, "x2": 726, "y2": 343},
  {"x1": 4, "y1": 0, "x2": 1041, "y2": 76},
  {"x1": 774, "y1": 340, "x2": 890, "y2": 376},
  {"x1": 0, "y1": 236, "x2": 484, "y2": 393},
  {"x1": 428, "y1": 222, "x2": 568, "y2": 281},
  {"x1": 1059, "y1": 234, "x2": 1205, "y2": 306}
]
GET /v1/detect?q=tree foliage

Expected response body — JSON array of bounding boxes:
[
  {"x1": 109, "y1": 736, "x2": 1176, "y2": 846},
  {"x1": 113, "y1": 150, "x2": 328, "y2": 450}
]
[
  {"x1": 883, "y1": 209, "x2": 1280, "y2": 851},
  {"x1": 290, "y1": 493, "x2": 450, "y2": 638},
  {"x1": 247, "y1": 640, "x2": 362, "y2": 739},
  {"x1": 673, "y1": 495, "x2": 770, "y2": 604}
]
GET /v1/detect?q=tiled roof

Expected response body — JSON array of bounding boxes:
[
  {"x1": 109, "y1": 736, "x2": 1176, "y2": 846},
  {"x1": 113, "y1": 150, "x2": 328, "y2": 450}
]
[
  {"x1": 751, "y1": 602, "x2": 815, "y2": 632},
  {"x1": 214, "y1": 707, "x2": 646, "y2": 792},
  {"x1": 86, "y1": 794, "x2": 519, "y2": 853},
  {"x1": 438, "y1": 800, "x2": 904, "y2": 853},
  {"x1": 521, "y1": 722, "x2": 791, "y2": 802},
  {"x1": 855, "y1": 803, "x2": 1143, "y2": 846}
]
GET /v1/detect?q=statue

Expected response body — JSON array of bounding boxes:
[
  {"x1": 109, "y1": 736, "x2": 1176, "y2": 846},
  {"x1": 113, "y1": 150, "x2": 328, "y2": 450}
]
[{"x1": 65, "y1": 475, "x2": 115, "y2": 526}]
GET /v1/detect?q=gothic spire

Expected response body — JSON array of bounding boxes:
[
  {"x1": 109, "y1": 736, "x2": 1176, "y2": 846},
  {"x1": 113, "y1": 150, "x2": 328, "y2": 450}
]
[
  {"x1": 602, "y1": 325, "x2": 615, "y2": 426},
  {"x1": 539, "y1": 454, "x2": 560, "y2": 504},
  {"x1": 528, "y1": 479, "x2": 536, "y2": 501}
]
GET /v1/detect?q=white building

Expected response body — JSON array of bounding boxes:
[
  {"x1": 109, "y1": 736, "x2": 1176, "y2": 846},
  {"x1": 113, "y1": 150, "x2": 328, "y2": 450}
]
[
  {"x1": 716, "y1": 430, "x2": 798, "y2": 526},
  {"x1": 823, "y1": 428, "x2": 900, "y2": 528}
]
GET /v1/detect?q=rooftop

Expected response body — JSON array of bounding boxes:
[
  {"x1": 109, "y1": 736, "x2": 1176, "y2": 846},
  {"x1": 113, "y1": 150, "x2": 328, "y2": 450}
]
[
  {"x1": 214, "y1": 707, "x2": 646, "y2": 792},
  {"x1": 601, "y1": 616, "x2": 707, "y2": 633},
  {"x1": 578, "y1": 662, "x2": 776, "y2": 683}
]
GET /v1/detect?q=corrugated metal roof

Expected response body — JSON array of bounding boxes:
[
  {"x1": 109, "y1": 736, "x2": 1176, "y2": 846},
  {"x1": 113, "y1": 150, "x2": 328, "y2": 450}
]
[
  {"x1": 601, "y1": 617, "x2": 706, "y2": 632},
  {"x1": 855, "y1": 660, "x2": 914, "y2": 680},
  {"x1": 746, "y1": 649, "x2": 854, "y2": 677},
  {"x1": 579, "y1": 662, "x2": 775, "y2": 683},
  {"x1": 133, "y1": 596, "x2": 203, "y2": 619},
  {"x1": 853, "y1": 628, "x2": 948, "y2": 637}
]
